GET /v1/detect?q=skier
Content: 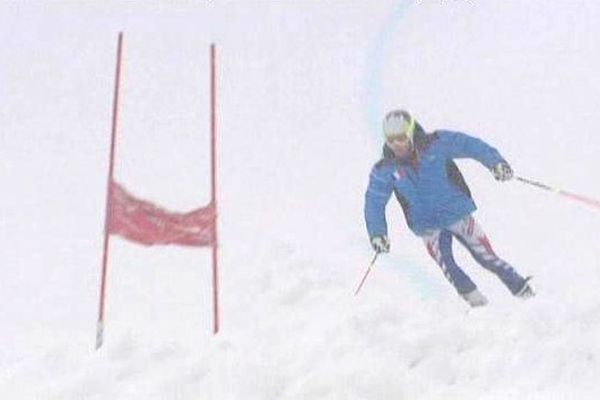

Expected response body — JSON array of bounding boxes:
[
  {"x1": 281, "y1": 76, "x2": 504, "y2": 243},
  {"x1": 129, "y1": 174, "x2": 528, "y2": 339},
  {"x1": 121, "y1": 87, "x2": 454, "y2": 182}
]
[{"x1": 364, "y1": 110, "x2": 534, "y2": 307}]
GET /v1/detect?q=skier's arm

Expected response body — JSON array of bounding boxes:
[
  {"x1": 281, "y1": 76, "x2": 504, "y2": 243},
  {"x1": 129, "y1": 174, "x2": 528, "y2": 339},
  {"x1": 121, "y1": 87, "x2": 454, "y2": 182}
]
[
  {"x1": 364, "y1": 166, "x2": 393, "y2": 239},
  {"x1": 438, "y1": 130, "x2": 507, "y2": 170}
]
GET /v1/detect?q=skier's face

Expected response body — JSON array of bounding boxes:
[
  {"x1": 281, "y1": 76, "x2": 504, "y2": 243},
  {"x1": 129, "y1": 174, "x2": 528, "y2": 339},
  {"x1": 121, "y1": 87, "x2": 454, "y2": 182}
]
[{"x1": 386, "y1": 134, "x2": 411, "y2": 157}]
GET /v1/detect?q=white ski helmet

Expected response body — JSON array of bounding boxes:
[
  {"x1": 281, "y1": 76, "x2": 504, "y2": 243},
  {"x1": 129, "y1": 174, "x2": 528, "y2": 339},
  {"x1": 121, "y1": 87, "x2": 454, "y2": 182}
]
[{"x1": 383, "y1": 110, "x2": 415, "y2": 142}]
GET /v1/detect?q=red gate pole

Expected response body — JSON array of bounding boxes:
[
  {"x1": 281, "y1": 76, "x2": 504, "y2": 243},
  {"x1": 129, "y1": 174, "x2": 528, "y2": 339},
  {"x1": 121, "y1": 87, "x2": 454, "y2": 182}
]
[
  {"x1": 210, "y1": 43, "x2": 220, "y2": 334},
  {"x1": 96, "y1": 32, "x2": 124, "y2": 350}
]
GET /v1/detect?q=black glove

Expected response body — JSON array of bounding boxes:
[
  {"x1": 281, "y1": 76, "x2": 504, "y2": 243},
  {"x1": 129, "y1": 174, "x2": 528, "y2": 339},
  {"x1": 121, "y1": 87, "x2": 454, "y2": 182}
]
[
  {"x1": 492, "y1": 162, "x2": 513, "y2": 181},
  {"x1": 371, "y1": 235, "x2": 390, "y2": 253}
]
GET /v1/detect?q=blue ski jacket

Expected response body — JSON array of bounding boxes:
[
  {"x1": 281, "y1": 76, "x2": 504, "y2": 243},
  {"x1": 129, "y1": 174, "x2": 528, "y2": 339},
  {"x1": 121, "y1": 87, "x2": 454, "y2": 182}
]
[{"x1": 364, "y1": 128, "x2": 507, "y2": 238}]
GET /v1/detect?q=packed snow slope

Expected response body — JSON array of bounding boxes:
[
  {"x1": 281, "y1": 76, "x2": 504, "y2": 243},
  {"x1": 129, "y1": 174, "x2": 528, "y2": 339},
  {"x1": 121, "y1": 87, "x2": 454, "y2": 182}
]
[{"x1": 3, "y1": 1, "x2": 600, "y2": 399}]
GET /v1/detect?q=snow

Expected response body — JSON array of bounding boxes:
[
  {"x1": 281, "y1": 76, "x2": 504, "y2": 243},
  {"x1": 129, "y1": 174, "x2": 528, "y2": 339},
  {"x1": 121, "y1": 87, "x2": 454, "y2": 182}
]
[{"x1": 2, "y1": 1, "x2": 600, "y2": 398}]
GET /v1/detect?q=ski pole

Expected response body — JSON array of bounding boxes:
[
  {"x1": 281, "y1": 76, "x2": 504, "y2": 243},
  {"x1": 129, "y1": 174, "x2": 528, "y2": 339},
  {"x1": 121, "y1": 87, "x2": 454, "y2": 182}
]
[
  {"x1": 515, "y1": 176, "x2": 600, "y2": 211},
  {"x1": 354, "y1": 252, "x2": 380, "y2": 296}
]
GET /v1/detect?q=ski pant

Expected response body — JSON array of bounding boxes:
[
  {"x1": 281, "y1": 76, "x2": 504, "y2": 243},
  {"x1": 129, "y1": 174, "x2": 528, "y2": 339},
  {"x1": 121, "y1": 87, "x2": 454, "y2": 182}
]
[{"x1": 421, "y1": 215, "x2": 526, "y2": 295}]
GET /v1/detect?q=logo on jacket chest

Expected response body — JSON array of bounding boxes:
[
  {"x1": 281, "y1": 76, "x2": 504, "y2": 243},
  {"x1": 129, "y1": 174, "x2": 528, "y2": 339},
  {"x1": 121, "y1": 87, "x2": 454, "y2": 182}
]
[{"x1": 393, "y1": 167, "x2": 406, "y2": 180}]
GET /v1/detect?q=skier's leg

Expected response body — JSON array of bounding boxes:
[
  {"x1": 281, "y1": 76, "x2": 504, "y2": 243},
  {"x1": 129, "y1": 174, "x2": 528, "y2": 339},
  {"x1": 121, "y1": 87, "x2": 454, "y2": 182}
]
[
  {"x1": 449, "y1": 215, "x2": 530, "y2": 295},
  {"x1": 422, "y1": 229, "x2": 477, "y2": 295}
]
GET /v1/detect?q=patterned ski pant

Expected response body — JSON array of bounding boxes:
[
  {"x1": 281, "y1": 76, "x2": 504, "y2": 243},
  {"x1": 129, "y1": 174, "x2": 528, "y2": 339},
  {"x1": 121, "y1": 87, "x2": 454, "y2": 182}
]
[{"x1": 421, "y1": 215, "x2": 526, "y2": 295}]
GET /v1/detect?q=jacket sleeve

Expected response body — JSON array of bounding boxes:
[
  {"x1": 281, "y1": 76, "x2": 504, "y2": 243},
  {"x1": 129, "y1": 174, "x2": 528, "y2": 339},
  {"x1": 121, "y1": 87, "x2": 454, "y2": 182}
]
[
  {"x1": 438, "y1": 130, "x2": 507, "y2": 170},
  {"x1": 364, "y1": 165, "x2": 394, "y2": 239}
]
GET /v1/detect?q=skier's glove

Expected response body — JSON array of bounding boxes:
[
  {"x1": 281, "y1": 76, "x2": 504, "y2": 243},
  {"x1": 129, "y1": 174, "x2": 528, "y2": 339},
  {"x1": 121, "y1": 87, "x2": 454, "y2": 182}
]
[
  {"x1": 493, "y1": 162, "x2": 513, "y2": 181},
  {"x1": 371, "y1": 235, "x2": 390, "y2": 253}
]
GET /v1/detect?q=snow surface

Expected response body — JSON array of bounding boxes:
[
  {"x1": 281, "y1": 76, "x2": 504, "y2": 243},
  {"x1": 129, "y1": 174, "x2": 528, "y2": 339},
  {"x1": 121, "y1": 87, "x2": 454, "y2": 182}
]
[{"x1": 3, "y1": 1, "x2": 600, "y2": 399}]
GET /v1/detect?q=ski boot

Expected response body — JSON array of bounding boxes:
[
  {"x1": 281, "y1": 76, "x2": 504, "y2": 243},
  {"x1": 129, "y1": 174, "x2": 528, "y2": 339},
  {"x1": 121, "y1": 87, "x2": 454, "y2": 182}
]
[
  {"x1": 461, "y1": 288, "x2": 489, "y2": 307},
  {"x1": 515, "y1": 276, "x2": 535, "y2": 299}
]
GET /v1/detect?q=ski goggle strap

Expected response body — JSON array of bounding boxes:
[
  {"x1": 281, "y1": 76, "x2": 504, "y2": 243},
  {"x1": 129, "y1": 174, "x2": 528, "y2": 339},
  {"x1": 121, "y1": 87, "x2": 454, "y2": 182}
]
[{"x1": 405, "y1": 115, "x2": 415, "y2": 141}]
